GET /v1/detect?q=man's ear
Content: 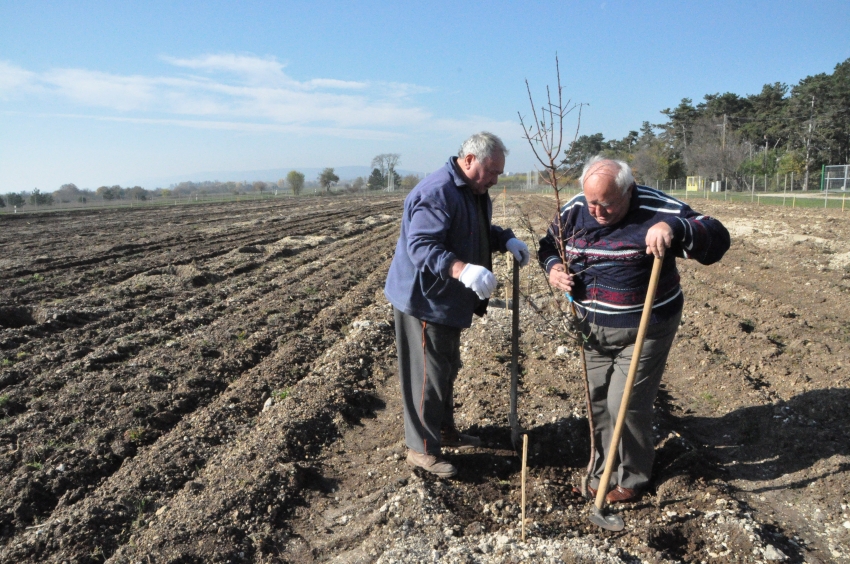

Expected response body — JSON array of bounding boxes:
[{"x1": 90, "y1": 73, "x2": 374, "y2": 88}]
[{"x1": 460, "y1": 153, "x2": 475, "y2": 170}]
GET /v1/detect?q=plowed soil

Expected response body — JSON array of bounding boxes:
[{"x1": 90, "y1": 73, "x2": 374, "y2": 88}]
[{"x1": 1, "y1": 193, "x2": 848, "y2": 564}]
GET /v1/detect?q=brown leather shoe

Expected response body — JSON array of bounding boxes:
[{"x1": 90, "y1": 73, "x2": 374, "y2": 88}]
[
  {"x1": 406, "y1": 450, "x2": 457, "y2": 478},
  {"x1": 440, "y1": 428, "x2": 481, "y2": 449},
  {"x1": 606, "y1": 485, "x2": 639, "y2": 504}
]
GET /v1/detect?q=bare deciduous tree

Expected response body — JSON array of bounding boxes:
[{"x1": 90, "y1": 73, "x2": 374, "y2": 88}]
[
  {"x1": 371, "y1": 153, "x2": 401, "y2": 178},
  {"x1": 684, "y1": 116, "x2": 749, "y2": 187},
  {"x1": 520, "y1": 56, "x2": 598, "y2": 495},
  {"x1": 519, "y1": 54, "x2": 585, "y2": 274}
]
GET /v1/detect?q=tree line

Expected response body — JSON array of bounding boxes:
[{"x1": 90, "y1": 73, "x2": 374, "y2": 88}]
[
  {"x1": 1, "y1": 155, "x2": 428, "y2": 209},
  {"x1": 565, "y1": 58, "x2": 849, "y2": 190}
]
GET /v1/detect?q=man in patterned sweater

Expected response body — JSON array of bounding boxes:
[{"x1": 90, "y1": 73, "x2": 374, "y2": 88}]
[{"x1": 538, "y1": 156, "x2": 730, "y2": 502}]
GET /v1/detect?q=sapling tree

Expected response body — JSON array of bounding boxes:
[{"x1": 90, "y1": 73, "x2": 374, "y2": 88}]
[{"x1": 518, "y1": 55, "x2": 598, "y2": 495}]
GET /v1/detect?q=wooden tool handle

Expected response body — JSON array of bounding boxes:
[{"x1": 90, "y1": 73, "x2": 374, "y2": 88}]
[{"x1": 594, "y1": 255, "x2": 664, "y2": 509}]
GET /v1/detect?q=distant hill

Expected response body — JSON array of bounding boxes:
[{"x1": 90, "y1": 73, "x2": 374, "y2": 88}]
[{"x1": 139, "y1": 166, "x2": 426, "y2": 189}]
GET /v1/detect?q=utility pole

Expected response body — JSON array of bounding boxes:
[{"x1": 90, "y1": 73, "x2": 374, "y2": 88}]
[
  {"x1": 804, "y1": 96, "x2": 815, "y2": 191},
  {"x1": 717, "y1": 114, "x2": 727, "y2": 181},
  {"x1": 763, "y1": 135, "x2": 768, "y2": 172}
]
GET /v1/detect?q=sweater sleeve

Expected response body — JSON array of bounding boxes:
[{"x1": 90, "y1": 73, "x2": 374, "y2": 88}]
[{"x1": 663, "y1": 206, "x2": 731, "y2": 265}]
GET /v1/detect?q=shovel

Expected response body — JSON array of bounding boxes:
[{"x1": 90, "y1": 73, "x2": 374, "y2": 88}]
[
  {"x1": 589, "y1": 255, "x2": 663, "y2": 532},
  {"x1": 508, "y1": 257, "x2": 525, "y2": 450}
]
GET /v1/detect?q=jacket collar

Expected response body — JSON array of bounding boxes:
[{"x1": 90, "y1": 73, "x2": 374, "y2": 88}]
[{"x1": 447, "y1": 157, "x2": 469, "y2": 189}]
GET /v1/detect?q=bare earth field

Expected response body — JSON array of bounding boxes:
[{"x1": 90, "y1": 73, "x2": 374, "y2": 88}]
[{"x1": 0, "y1": 193, "x2": 848, "y2": 563}]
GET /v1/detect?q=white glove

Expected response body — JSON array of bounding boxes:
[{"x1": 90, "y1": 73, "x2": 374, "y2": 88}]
[
  {"x1": 459, "y1": 264, "x2": 497, "y2": 299},
  {"x1": 506, "y1": 238, "x2": 530, "y2": 267}
]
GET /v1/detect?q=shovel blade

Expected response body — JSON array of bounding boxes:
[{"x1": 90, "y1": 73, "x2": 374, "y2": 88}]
[
  {"x1": 589, "y1": 506, "x2": 624, "y2": 532},
  {"x1": 508, "y1": 413, "x2": 524, "y2": 450}
]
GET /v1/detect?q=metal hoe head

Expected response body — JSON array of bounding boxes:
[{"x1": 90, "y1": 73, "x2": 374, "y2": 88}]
[{"x1": 589, "y1": 506, "x2": 624, "y2": 532}]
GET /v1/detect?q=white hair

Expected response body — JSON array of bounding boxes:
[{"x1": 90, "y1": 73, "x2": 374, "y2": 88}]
[
  {"x1": 580, "y1": 156, "x2": 635, "y2": 195},
  {"x1": 458, "y1": 132, "x2": 509, "y2": 162}
]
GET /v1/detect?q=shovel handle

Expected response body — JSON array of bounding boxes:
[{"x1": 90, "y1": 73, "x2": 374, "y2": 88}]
[
  {"x1": 509, "y1": 257, "x2": 520, "y2": 429},
  {"x1": 594, "y1": 255, "x2": 664, "y2": 510}
]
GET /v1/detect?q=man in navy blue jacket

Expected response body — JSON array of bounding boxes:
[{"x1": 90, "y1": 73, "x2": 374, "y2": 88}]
[
  {"x1": 385, "y1": 132, "x2": 530, "y2": 477},
  {"x1": 539, "y1": 156, "x2": 730, "y2": 502}
]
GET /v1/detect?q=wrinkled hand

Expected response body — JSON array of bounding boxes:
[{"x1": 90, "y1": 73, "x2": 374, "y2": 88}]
[
  {"x1": 505, "y1": 238, "x2": 530, "y2": 267},
  {"x1": 459, "y1": 264, "x2": 497, "y2": 299},
  {"x1": 547, "y1": 263, "x2": 574, "y2": 294},
  {"x1": 646, "y1": 222, "x2": 674, "y2": 258}
]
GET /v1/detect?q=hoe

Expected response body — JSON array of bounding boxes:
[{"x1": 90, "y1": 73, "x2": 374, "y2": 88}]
[{"x1": 589, "y1": 255, "x2": 663, "y2": 531}]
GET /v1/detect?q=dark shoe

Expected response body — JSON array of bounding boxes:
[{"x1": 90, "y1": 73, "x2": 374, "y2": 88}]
[
  {"x1": 440, "y1": 428, "x2": 481, "y2": 449},
  {"x1": 406, "y1": 450, "x2": 457, "y2": 478},
  {"x1": 586, "y1": 484, "x2": 598, "y2": 498},
  {"x1": 606, "y1": 485, "x2": 639, "y2": 504}
]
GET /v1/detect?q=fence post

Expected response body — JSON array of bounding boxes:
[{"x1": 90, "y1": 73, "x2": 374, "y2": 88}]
[{"x1": 783, "y1": 175, "x2": 787, "y2": 206}]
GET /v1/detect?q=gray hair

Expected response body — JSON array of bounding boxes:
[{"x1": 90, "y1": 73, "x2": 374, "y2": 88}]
[
  {"x1": 458, "y1": 132, "x2": 509, "y2": 162},
  {"x1": 580, "y1": 156, "x2": 634, "y2": 195}
]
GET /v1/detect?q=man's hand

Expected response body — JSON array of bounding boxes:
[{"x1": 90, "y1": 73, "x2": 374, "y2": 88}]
[
  {"x1": 458, "y1": 264, "x2": 497, "y2": 299},
  {"x1": 548, "y1": 263, "x2": 574, "y2": 293},
  {"x1": 646, "y1": 222, "x2": 674, "y2": 258},
  {"x1": 505, "y1": 238, "x2": 530, "y2": 267}
]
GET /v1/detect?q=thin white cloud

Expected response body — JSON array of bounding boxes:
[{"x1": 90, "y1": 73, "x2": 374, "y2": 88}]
[
  {"x1": 162, "y1": 53, "x2": 287, "y2": 85},
  {"x1": 45, "y1": 112, "x2": 405, "y2": 140},
  {"x1": 0, "y1": 61, "x2": 36, "y2": 95},
  {"x1": 380, "y1": 82, "x2": 433, "y2": 98},
  {"x1": 0, "y1": 54, "x2": 504, "y2": 140},
  {"x1": 305, "y1": 78, "x2": 368, "y2": 90},
  {"x1": 42, "y1": 68, "x2": 158, "y2": 111},
  {"x1": 162, "y1": 54, "x2": 368, "y2": 91}
]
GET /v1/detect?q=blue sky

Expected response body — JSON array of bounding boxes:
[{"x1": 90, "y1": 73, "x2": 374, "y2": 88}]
[{"x1": 1, "y1": 0, "x2": 848, "y2": 192}]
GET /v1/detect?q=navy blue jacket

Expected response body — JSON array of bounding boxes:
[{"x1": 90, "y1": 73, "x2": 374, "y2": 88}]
[
  {"x1": 538, "y1": 185, "x2": 730, "y2": 328},
  {"x1": 384, "y1": 158, "x2": 516, "y2": 328}
]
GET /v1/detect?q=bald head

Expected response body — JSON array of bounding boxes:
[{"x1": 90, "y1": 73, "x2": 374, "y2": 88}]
[
  {"x1": 580, "y1": 156, "x2": 634, "y2": 195},
  {"x1": 581, "y1": 156, "x2": 634, "y2": 226}
]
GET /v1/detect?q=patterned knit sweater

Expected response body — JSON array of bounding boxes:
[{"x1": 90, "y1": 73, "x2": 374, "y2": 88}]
[{"x1": 538, "y1": 186, "x2": 730, "y2": 328}]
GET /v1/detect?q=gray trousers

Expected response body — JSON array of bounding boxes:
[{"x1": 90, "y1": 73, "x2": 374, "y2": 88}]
[
  {"x1": 394, "y1": 308, "x2": 462, "y2": 455},
  {"x1": 582, "y1": 310, "x2": 682, "y2": 491}
]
